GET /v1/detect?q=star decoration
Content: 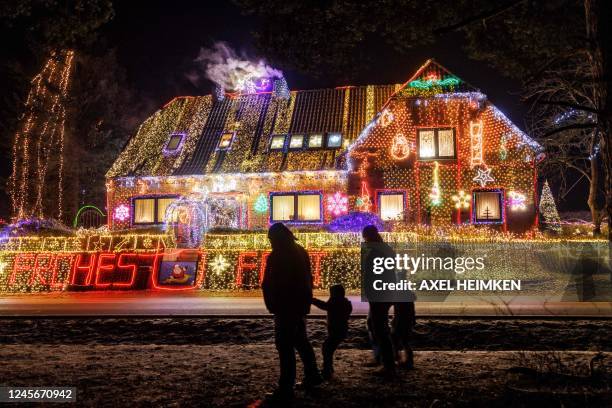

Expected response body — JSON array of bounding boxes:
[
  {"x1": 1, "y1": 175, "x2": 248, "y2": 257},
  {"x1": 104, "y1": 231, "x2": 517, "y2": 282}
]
[
  {"x1": 451, "y1": 190, "x2": 471, "y2": 209},
  {"x1": 473, "y1": 167, "x2": 494, "y2": 187}
]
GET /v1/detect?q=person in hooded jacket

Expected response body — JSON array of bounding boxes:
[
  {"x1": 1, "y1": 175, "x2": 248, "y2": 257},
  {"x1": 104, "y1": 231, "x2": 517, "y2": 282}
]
[{"x1": 262, "y1": 223, "x2": 322, "y2": 402}]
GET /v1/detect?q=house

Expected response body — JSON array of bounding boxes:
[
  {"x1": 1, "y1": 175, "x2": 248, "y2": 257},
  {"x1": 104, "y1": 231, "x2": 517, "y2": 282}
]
[{"x1": 106, "y1": 60, "x2": 542, "y2": 236}]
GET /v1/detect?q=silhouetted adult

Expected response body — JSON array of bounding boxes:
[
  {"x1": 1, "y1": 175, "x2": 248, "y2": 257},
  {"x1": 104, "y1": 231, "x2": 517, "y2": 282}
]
[
  {"x1": 362, "y1": 225, "x2": 397, "y2": 378},
  {"x1": 262, "y1": 223, "x2": 321, "y2": 402}
]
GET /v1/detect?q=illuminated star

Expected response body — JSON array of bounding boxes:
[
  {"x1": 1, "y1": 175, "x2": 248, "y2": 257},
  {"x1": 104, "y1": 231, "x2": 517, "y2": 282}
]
[{"x1": 473, "y1": 167, "x2": 494, "y2": 187}]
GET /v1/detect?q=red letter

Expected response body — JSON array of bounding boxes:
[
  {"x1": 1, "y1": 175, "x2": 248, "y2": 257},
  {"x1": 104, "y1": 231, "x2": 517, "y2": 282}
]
[
  {"x1": 259, "y1": 251, "x2": 271, "y2": 285},
  {"x1": 71, "y1": 253, "x2": 97, "y2": 286},
  {"x1": 9, "y1": 253, "x2": 36, "y2": 286},
  {"x1": 115, "y1": 253, "x2": 137, "y2": 288},
  {"x1": 94, "y1": 253, "x2": 116, "y2": 288},
  {"x1": 29, "y1": 253, "x2": 55, "y2": 286},
  {"x1": 309, "y1": 251, "x2": 326, "y2": 288},
  {"x1": 236, "y1": 251, "x2": 258, "y2": 287}
]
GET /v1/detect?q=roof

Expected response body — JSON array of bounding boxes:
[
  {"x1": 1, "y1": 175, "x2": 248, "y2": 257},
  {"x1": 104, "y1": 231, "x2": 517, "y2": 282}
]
[
  {"x1": 107, "y1": 83, "x2": 399, "y2": 177},
  {"x1": 107, "y1": 59, "x2": 540, "y2": 178}
]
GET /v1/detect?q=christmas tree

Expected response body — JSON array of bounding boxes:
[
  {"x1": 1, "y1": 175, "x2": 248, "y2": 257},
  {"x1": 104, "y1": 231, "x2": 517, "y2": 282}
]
[
  {"x1": 539, "y1": 180, "x2": 561, "y2": 233},
  {"x1": 253, "y1": 193, "x2": 268, "y2": 213}
]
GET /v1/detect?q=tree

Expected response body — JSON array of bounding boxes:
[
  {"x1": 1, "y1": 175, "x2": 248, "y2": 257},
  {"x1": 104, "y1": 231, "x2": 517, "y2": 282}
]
[
  {"x1": 64, "y1": 50, "x2": 144, "y2": 220},
  {"x1": 539, "y1": 180, "x2": 562, "y2": 233},
  {"x1": 237, "y1": 0, "x2": 612, "y2": 240},
  {"x1": 524, "y1": 55, "x2": 604, "y2": 235},
  {"x1": 1, "y1": 0, "x2": 114, "y2": 222}
]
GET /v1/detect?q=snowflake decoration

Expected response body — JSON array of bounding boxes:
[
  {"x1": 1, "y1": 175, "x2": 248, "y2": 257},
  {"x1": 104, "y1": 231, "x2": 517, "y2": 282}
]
[
  {"x1": 142, "y1": 237, "x2": 153, "y2": 248},
  {"x1": 210, "y1": 255, "x2": 230, "y2": 275},
  {"x1": 473, "y1": 167, "x2": 494, "y2": 187},
  {"x1": 508, "y1": 191, "x2": 526, "y2": 211},
  {"x1": 451, "y1": 190, "x2": 470, "y2": 209},
  {"x1": 326, "y1": 192, "x2": 348, "y2": 216},
  {"x1": 114, "y1": 204, "x2": 130, "y2": 222}
]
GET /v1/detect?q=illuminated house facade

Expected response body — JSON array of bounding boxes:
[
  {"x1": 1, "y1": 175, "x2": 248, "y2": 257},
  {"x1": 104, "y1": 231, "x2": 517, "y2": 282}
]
[{"x1": 106, "y1": 60, "x2": 541, "y2": 233}]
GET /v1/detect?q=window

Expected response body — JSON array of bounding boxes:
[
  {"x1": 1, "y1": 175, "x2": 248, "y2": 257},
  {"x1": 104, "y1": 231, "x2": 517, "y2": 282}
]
[
  {"x1": 473, "y1": 191, "x2": 503, "y2": 223},
  {"x1": 270, "y1": 192, "x2": 322, "y2": 222},
  {"x1": 133, "y1": 196, "x2": 178, "y2": 224},
  {"x1": 297, "y1": 194, "x2": 321, "y2": 221},
  {"x1": 269, "y1": 134, "x2": 286, "y2": 150},
  {"x1": 289, "y1": 134, "x2": 304, "y2": 149},
  {"x1": 134, "y1": 198, "x2": 155, "y2": 224},
  {"x1": 157, "y1": 198, "x2": 176, "y2": 223},
  {"x1": 326, "y1": 132, "x2": 343, "y2": 148},
  {"x1": 163, "y1": 133, "x2": 185, "y2": 155},
  {"x1": 271, "y1": 195, "x2": 294, "y2": 221},
  {"x1": 378, "y1": 192, "x2": 405, "y2": 221},
  {"x1": 417, "y1": 128, "x2": 456, "y2": 160},
  {"x1": 218, "y1": 132, "x2": 234, "y2": 150},
  {"x1": 308, "y1": 134, "x2": 323, "y2": 148}
]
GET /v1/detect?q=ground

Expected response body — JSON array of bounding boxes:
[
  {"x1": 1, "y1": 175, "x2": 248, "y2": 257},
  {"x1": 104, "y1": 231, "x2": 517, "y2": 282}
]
[{"x1": 1, "y1": 318, "x2": 611, "y2": 407}]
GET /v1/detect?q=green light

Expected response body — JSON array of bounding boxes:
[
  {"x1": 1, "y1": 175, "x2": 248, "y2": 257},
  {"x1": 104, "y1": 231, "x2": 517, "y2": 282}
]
[
  {"x1": 253, "y1": 193, "x2": 268, "y2": 213},
  {"x1": 409, "y1": 76, "x2": 461, "y2": 89}
]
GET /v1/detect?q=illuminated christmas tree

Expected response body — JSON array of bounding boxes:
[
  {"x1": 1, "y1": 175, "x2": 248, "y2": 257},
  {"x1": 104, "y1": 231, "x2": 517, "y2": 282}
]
[
  {"x1": 539, "y1": 180, "x2": 561, "y2": 233},
  {"x1": 9, "y1": 50, "x2": 75, "y2": 221}
]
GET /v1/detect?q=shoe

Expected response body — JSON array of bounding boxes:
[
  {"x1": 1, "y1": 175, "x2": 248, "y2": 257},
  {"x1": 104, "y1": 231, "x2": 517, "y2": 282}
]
[
  {"x1": 295, "y1": 374, "x2": 323, "y2": 389},
  {"x1": 264, "y1": 388, "x2": 294, "y2": 405},
  {"x1": 372, "y1": 366, "x2": 397, "y2": 379}
]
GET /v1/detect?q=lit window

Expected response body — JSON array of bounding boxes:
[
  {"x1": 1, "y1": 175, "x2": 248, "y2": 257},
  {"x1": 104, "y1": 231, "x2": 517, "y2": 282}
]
[
  {"x1": 270, "y1": 135, "x2": 286, "y2": 150},
  {"x1": 163, "y1": 133, "x2": 185, "y2": 155},
  {"x1": 378, "y1": 193, "x2": 404, "y2": 221},
  {"x1": 473, "y1": 191, "x2": 503, "y2": 223},
  {"x1": 271, "y1": 195, "x2": 294, "y2": 221},
  {"x1": 218, "y1": 132, "x2": 234, "y2": 150},
  {"x1": 289, "y1": 134, "x2": 304, "y2": 149},
  {"x1": 133, "y1": 196, "x2": 178, "y2": 224},
  {"x1": 326, "y1": 132, "x2": 342, "y2": 148},
  {"x1": 308, "y1": 134, "x2": 323, "y2": 148},
  {"x1": 134, "y1": 198, "x2": 155, "y2": 224},
  {"x1": 270, "y1": 192, "x2": 322, "y2": 222},
  {"x1": 418, "y1": 128, "x2": 456, "y2": 160},
  {"x1": 297, "y1": 194, "x2": 321, "y2": 221},
  {"x1": 157, "y1": 197, "x2": 176, "y2": 223}
]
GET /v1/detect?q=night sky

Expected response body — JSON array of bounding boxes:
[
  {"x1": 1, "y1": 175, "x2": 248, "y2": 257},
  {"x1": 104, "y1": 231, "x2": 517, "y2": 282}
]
[{"x1": 104, "y1": 1, "x2": 527, "y2": 123}]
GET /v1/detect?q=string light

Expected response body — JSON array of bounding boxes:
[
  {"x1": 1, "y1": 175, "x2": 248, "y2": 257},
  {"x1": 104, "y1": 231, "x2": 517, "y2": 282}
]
[
  {"x1": 428, "y1": 161, "x2": 442, "y2": 205},
  {"x1": 473, "y1": 167, "x2": 495, "y2": 187},
  {"x1": 326, "y1": 192, "x2": 349, "y2": 216},
  {"x1": 469, "y1": 120, "x2": 484, "y2": 168},
  {"x1": 508, "y1": 191, "x2": 527, "y2": 211},
  {"x1": 9, "y1": 50, "x2": 74, "y2": 221}
]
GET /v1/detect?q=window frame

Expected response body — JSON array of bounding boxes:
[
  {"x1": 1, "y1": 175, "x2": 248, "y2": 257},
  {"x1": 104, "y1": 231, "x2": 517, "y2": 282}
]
[
  {"x1": 163, "y1": 133, "x2": 186, "y2": 155},
  {"x1": 471, "y1": 189, "x2": 504, "y2": 225},
  {"x1": 217, "y1": 131, "x2": 235, "y2": 150},
  {"x1": 376, "y1": 190, "x2": 406, "y2": 221},
  {"x1": 416, "y1": 127, "x2": 457, "y2": 161},
  {"x1": 269, "y1": 191, "x2": 323, "y2": 224},
  {"x1": 132, "y1": 195, "x2": 180, "y2": 225},
  {"x1": 269, "y1": 134, "x2": 287, "y2": 151},
  {"x1": 288, "y1": 134, "x2": 305, "y2": 150},
  {"x1": 307, "y1": 133, "x2": 324, "y2": 149},
  {"x1": 326, "y1": 132, "x2": 343, "y2": 149}
]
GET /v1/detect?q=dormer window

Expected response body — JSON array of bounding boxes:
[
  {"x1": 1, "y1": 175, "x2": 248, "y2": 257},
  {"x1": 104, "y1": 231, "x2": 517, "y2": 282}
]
[
  {"x1": 218, "y1": 132, "x2": 234, "y2": 150},
  {"x1": 289, "y1": 134, "x2": 304, "y2": 149},
  {"x1": 163, "y1": 133, "x2": 185, "y2": 155},
  {"x1": 269, "y1": 134, "x2": 286, "y2": 150},
  {"x1": 326, "y1": 132, "x2": 342, "y2": 148},
  {"x1": 308, "y1": 134, "x2": 323, "y2": 148}
]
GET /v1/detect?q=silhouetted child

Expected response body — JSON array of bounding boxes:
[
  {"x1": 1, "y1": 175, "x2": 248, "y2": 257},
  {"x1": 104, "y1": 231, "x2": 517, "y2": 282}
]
[
  {"x1": 312, "y1": 284, "x2": 352, "y2": 379},
  {"x1": 391, "y1": 301, "x2": 416, "y2": 369}
]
